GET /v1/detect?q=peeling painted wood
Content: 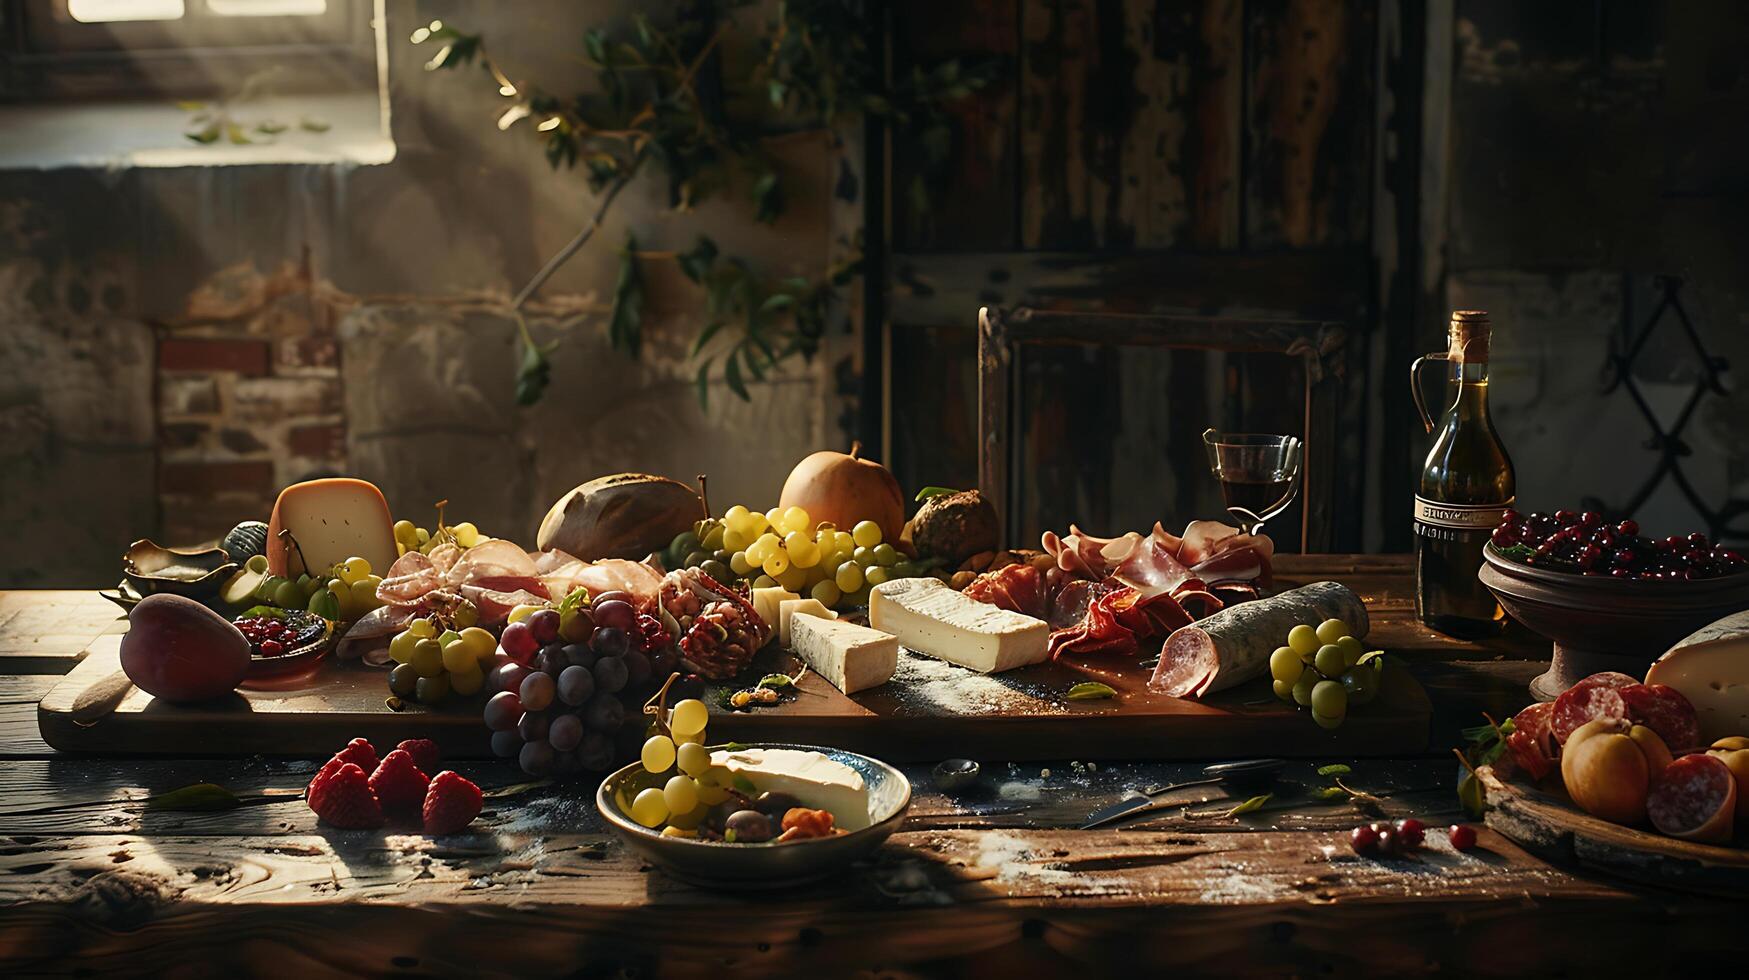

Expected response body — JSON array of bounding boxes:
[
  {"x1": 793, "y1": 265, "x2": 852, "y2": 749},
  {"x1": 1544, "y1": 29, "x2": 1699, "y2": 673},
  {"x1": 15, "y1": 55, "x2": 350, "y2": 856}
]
[{"x1": 1244, "y1": 0, "x2": 1376, "y2": 248}]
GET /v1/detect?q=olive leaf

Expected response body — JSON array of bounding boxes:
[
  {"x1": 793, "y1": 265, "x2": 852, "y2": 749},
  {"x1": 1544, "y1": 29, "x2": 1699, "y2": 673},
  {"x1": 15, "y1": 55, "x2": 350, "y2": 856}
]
[
  {"x1": 1066, "y1": 682, "x2": 1117, "y2": 701},
  {"x1": 914, "y1": 486, "x2": 961, "y2": 501},
  {"x1": 608, "y1": 233, "x2": 644, "y2": 357},
  {"x1": 1227, "y1": 793, "x2": 1272, "y2": 816},
  {"x1": 146, "y1": 783, "x2": 241, "y2": 812}
]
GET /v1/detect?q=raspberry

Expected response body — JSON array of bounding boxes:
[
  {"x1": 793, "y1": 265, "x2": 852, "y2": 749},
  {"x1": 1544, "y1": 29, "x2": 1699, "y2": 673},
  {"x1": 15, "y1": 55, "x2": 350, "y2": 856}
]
[
  {"x1": 396, "y1": 738, "x2": 441, "y2": 774},
  {"x1": 422, "y1": 770, "x2": 483, "y2": 835},
  {"x1": 369, "y1": 749, "x2": 430, "y2": 821},
  {"x1": 307, "y1": 761, "x2": 384, "y2": 829},
  {"x1": 334, "y1": 737, "x2": 379, "y2": 774}
]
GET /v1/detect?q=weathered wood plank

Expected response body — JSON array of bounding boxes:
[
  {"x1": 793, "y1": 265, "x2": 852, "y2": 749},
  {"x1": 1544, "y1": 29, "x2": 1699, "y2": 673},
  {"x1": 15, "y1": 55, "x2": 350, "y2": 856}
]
[
  {"x1": 1018, "y1": 0, "x2": 1245, "y2": 250},
  {"x1": 1243, "y1": 0, "x2": 1377, "y2": 248},
  {"x1": 0, "y1": 591, "x2": 117, "y2": 673},
  {"x1": 0, "y1": 754, "x2": 1461, "y2": 838},
  {"x1": 0, "y1": 828, "x2": 1734, "y2": 976},
  {"x1": 890, "y1": 0, "x2": 1020, "y2": 251},
  {"x1": 892, "y1": 248, "x2": 1370, "y2": 326},
  {"x1": 0, "y1": 674, "x2": 58, "y2": 759}
]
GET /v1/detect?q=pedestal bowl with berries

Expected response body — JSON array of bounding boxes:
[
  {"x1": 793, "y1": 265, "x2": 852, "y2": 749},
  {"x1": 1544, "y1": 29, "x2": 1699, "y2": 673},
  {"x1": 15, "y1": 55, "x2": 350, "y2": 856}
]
[{"x1": 1478, "y1": 509, "x2": 1749, "y2": 700}]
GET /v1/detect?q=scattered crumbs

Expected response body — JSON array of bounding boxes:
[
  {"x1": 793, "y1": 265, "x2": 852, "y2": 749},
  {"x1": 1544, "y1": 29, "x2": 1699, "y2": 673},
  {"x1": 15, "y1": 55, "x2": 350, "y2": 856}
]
[
  {"x1": 889, "y1": 653, "x2": 1061, "y2": 715},
  {"x1": 997, "y1": 781, "x2": 1042, "y2": 801},
  {"x1": 1196, "y1": 863, "x2": 1292, "y2": 904},
  {"x1": 971, "y1": 832, "x2": 1127, "y2": 895}
]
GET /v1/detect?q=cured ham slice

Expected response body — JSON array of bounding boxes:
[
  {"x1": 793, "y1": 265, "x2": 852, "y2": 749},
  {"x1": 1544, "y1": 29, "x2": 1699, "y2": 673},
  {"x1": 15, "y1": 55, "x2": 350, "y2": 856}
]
[{"x1": 1150, "y1": 581, "x2": 1366, "y2": 698}]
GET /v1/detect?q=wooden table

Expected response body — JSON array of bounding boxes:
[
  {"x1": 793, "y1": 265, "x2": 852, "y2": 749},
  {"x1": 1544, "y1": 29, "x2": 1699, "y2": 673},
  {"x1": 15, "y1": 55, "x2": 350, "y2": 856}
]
[{"x1": 0, "y1": 557, "x2": 1737, "y2": 976}]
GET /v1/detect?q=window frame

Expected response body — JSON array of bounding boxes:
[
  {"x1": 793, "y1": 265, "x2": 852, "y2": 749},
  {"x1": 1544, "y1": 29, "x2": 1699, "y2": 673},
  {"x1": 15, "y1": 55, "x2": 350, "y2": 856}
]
[{"x1": 1, "y1": 0, "x2": 376, "y2": 102}]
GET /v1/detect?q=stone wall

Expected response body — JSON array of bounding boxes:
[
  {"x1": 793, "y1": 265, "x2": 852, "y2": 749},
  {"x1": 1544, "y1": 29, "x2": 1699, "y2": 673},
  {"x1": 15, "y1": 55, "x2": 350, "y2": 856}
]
[{"x1": 0, "y1": 0, "x2": 857, "y2": 587}]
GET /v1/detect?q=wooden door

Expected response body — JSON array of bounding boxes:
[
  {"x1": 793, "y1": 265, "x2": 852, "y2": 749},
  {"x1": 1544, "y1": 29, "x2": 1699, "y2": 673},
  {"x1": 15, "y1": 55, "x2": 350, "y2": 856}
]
[{"x1": 874, "y1": 0, "x2": 1379, "y2": 552}]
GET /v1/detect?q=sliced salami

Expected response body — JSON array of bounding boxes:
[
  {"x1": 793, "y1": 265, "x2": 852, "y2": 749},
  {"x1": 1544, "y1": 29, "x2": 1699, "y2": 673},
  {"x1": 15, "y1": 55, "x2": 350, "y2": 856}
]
[
  {"x1": 1550, "y1": 682, "x2": 1629, "y2": 745},
  {"x1": 1646, "y1": 753, "x2": 1738, "y2": 843},
  {"x1": 1620, "y1": 683, "x2": 1703, "y2": 753},
  {"x1": 1580, "y1": 671, "x2": 1641, "y2": 691},
  {"x1": 1511, "y1": 701, "x2": 1557, "y2": 756}
]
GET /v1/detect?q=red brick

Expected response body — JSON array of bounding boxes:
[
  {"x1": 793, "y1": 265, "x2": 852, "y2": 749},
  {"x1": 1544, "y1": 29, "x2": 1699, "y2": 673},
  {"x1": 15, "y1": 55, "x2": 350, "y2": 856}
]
[
  {"x1": 159, "y1": 422, "x2": 210, "y2": 450},
  {"x1": 160, "y1": 460, "x2": 276, "y2": 496},
  {"x1": 288, "y1": 422, "x2": 346, "y2": 459},
  {"x1": 160, "y1": 338, "x2": 271, "y2": 376}
]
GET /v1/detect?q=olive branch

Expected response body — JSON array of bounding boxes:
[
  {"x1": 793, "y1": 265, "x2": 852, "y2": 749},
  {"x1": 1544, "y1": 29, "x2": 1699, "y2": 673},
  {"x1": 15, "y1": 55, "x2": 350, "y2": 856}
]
[{"x1": 413, "y1": 0, "x2": 991, "y2": 406}]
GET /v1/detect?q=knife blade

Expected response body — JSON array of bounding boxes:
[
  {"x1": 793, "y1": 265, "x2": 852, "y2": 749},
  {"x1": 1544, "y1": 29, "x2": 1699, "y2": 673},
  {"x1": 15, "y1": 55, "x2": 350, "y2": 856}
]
[{"x1": 1080, "y1": 759, "x2": 1286, "y2": 830}]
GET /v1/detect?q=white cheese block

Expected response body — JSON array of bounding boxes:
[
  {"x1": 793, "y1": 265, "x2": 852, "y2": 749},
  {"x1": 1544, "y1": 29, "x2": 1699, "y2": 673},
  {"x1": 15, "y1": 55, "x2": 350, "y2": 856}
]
[
  {"x1": 750, "y1": 587, "x2": 798, "y2": 647},
  {"x1": 1647, "y1": 610, "x2": 1749, "y2": 743},
  {"x1": 791, "y1": 613, "x2": 898, "y2": 694},
  {"x1": 869, "y1": 577, "x2": 1049, "y2": 673},
  {"x1": 777, "y1": 598, "x2": 836, "y2": 647},
  {"x1": 708, "y1": 747, "x2": 870, "y2": 830},
  {"x1": 265, "y1": 478, "x2": 398, "y2": 579}
]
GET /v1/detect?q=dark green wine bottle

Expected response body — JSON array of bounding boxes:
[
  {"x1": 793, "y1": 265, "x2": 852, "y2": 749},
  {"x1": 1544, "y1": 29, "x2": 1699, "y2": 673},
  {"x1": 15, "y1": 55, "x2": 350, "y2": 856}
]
[{"x1": 1412, "y1": 311, "x2": 1515, "y2": 639}]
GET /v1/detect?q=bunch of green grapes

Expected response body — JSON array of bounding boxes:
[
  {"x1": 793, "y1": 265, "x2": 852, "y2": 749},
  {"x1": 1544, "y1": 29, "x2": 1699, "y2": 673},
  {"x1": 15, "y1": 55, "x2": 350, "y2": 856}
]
[
  {"x1": 677, "y1": 504, "x2": 923, "y2": 609},
  {"x1": 248, "y1": 554, "x2": 383, "y2": 622},
  {"x1": 628, "y1": 698, "x2": 730, "y2": 836},
  {"x1": 1268, "y1": 618, "x2": 1386, "y2": 730},
  {"x1": 387, "y1": 617, "x2": 497, "y2": 704},
  {"x1": 393, "y1": 513, "x2": 485, "y2": 558}
]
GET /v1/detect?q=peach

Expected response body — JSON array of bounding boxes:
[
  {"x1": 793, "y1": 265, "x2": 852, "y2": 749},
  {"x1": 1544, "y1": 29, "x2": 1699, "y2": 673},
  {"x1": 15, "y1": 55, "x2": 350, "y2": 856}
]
[
  {"x1": 1561, "y1": 719, "x2": 1661, "y2": 825},
  {"x1": 1628, "y1": 725, "x2": 1674, "y2": 776},
  {"x1": 120, "y1": 594, "x2": 249, "y2": 702},
  {"x1": 1708, "y1": 737, "x2": 1749, "y2": 829}
]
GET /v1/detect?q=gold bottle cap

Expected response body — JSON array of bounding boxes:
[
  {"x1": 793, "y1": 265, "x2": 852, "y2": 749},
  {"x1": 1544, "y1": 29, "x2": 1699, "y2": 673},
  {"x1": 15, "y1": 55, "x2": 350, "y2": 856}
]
[{"x1": 1449, "y1": 310, "x2": 1490, "y2": 362}]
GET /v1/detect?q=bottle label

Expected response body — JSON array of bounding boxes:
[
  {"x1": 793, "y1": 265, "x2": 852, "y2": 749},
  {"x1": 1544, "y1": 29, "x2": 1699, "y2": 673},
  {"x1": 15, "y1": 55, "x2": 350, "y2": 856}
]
[{"x1": 1414, "y1": 496, "x2": 1513, "y2": 534}]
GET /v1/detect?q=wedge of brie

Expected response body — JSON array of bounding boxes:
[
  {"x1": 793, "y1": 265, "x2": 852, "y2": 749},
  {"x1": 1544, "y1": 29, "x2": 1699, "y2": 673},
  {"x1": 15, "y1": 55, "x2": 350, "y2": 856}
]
[
  {"x1": 708, "y1": 747, "x2": 870, "y2": 830},
  {"x1": 791, "y1": 613, "x2": 897, "y2": 693},
  {"x1": 869, "y1": 577, "x2": 1049, "y2": 673}
]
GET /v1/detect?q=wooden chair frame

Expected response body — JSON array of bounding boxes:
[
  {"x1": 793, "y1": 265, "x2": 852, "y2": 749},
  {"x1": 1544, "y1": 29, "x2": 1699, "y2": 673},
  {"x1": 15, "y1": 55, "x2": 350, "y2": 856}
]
[{"x1": 977, "y1": 305, "x2": 1348, "y2": 552}]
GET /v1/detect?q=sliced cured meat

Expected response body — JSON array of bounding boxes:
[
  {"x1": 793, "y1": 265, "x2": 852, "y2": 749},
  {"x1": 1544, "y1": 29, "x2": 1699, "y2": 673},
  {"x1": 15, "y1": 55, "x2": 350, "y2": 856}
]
[
  {"x1": 1047, "y1": 579, "x2": 1111, "y2": 630},
  {"x1": 1579, "y1": 671, "x2": 1640, "y2": 691},
  {"x1": 1505, "y1": 728, "x2": 1554, "y2": 781},
  {"x1": 1110, "y1": 589, "x2": 1195, "y2": 638},
  {"x1": 1550, "y1": 683, "x2": 1630, "y2": 745},
  {"x1": 336, "y1": 603, "x2": 417, "y2": 660},
  {"x1": 964, "y1": 564, "x2": 1050, "y2": 620},
  {"x1": 1169, "y1": 581, "x2": 1224, "y2": 618},
  {"x1": 1047, "y1": 591, "x2": 1139, "y2": 660},
  {"x1": 377, "y1": 551, "x2": 443, "y2": 606},
  {"x1": 1108, "y1": 535, "x2": 1196, "y2": 598},
  {"x1": 1621, "y1": 683, "x2": 1703, "y2": 753},
  {"x1": 1646, "y1": 753, "x2": 1738, "y2": 843},
  {"x1": 1511, "y1": 701, "x2": 1558, "y2": 757},
  {"x1": 443, "y1": 538, "x2": 539, "y2": 587},
  {"x1": 460, "y1": 586, "x2": 548, "y2": 625},
  {"x1": 1150, "y1": 581, "x2": 1367, "y2": 698}
]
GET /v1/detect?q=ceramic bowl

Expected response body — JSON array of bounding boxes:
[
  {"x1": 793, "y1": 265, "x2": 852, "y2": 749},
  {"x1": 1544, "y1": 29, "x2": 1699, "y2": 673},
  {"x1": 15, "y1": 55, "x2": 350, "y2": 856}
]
[
  {"x1": 597, "y1": 743, "x2": 911, "y2": 890},
  {"x1": 121, "y1": 539, "x2": 237, "y2": 599},
  {"x1": 1478, "y1": 544, "x2": 1749, "y2": 699}
]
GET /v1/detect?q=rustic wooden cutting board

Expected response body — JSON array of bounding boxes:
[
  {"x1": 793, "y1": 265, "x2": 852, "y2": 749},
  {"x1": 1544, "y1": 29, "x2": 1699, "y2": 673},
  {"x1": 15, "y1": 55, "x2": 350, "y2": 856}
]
[
  {"x1": 1479, "y1": 765, "x2": 1749, "y2": 898},
  {"x1": 38, "y1": 631, "x2": 1430, "y2": 760}
]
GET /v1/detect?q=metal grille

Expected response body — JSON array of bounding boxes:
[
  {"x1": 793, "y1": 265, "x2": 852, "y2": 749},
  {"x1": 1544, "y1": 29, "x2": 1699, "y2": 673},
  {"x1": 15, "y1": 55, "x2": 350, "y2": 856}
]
[{"x1": 1601, "y1": 275, "x2": 1745, "y2": 543}]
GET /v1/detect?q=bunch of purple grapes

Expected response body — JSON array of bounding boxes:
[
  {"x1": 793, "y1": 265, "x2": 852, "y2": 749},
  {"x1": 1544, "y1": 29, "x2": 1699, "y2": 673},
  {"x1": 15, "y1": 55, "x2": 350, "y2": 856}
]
[
  {"x1": 482, "y1": 591, "x2": 680, "y2": 777},
  {"x1": 1492, "y1": 509, "x2": 1747, "y2": 580}
]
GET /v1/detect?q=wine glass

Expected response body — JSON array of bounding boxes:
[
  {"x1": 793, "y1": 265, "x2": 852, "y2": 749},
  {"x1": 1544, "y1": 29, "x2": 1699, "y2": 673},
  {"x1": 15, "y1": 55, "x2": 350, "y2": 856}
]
[{"x1": 1202, "y1": 428, "x2": 1302, "y2": 536}]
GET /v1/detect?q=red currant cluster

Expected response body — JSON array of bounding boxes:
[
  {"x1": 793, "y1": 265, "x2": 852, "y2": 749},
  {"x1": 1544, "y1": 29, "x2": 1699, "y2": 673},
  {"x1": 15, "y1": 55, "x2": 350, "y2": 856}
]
[
  {"x1": 235, "y1": 615, "x2": 296, "y2": 656},
  {"x1": 1491, "y1": 509, "x2": 1746, "y2": 580}
]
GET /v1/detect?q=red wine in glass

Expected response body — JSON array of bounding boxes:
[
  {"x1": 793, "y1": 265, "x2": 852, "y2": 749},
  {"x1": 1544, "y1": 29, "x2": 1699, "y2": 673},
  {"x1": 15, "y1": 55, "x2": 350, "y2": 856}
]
[{"x1": 1202, "y1": 429, "x2": 1302, "y2": 536}]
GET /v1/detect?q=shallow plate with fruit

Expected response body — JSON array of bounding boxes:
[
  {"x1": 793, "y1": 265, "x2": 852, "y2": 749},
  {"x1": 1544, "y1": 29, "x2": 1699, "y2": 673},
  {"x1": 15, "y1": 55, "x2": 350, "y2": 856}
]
[
  {"x1": 232, "y1": 606, "x2": 333, "y2": 678},
  {"x1": 596, "y1": 740, "x2": 911, "y2": 890}
]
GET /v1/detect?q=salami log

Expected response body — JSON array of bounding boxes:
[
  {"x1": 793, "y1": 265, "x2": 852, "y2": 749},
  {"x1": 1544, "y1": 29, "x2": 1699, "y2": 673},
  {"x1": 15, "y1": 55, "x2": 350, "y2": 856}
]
[
  {"x1": 1646, "y1": 753, "x2": 1738, "y2": 843},
  {"x1": 1621, "y1": 683, "x2": 1703, "y2": 754},
  {"x1": 1149, "y1": 581, "x2": 1367, "y2": 698}
]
